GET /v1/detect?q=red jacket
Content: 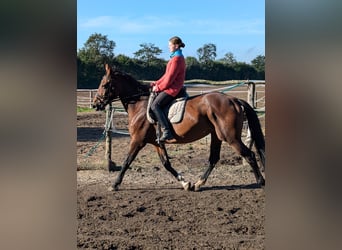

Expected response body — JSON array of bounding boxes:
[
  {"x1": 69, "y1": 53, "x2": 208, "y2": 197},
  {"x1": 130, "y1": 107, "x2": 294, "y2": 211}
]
[{"x1": 154, "y1": 55, "x2": 186, "y2": 97}]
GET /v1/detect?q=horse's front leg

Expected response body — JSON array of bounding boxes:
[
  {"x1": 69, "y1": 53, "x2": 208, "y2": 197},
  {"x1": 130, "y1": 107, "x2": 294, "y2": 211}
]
[
  {"x1": 155, "y1": 144, "x2": 191, "y2": 191},
  {"x1": 109, "y1": 140, "x2": 146, "y2": 191}
]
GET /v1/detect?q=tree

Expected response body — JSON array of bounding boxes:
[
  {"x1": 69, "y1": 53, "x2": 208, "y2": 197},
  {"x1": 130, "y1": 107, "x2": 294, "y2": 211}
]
[
  {"x1": 114, "y1": 54, "x2": 133, "y2": 68},
  {"x1": 219, "y1": 52, "x2": 237, "y2": 65},
  {"x1": 77, "y1": 33, "x2": 116, "y2": 88},
  {"x1": 185, "y1": 56, "x2": 201, "y2": 79},
  {"x1": 251, "y1": 55, "x2": 265, "y2": 72},
  {"x1": 185, "y1": 56, "x2": 200, "y2": 67},
  {"x1": 78, "y1": 33, "x2": 116, "y2": 66},
  {"x1": 233, "y1": 62, "x2": 258, "y2": 80},
  {"x1": 197, "y1": 43, "x2": 217, "y2": 64},
  {"x1": 133, "y1": 43, "x2": 162, "y2": 63}
]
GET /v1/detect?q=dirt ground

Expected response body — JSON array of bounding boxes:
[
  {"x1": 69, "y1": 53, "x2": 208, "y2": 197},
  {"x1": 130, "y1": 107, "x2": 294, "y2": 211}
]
[{"x1": 77, "y1": 86, "x2": 265, "y2": 249}]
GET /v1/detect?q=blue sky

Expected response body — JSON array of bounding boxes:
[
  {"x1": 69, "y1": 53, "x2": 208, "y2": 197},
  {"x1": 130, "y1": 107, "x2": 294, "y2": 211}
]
[{"x1": 77, "y1": 0, "x2": 264, "y2": 63}]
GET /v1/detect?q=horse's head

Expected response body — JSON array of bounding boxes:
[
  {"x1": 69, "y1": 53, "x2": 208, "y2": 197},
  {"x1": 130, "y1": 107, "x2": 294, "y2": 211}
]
[
  {"x1": 92, "y1": 64, "x2": 118, "y2": 111},
  {"x1": 93, "y1": 64, "x2": 151, "y2": 110}
]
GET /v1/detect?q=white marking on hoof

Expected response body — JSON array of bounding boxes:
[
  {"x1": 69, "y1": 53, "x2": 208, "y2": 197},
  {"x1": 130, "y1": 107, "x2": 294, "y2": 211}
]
[
  {"x1": 194, "y1": 179, "x2": 206, "y2": 192},
  {"x1": 194, "y1": 184, "x2": 201, "y2": 192},
  {"x1": 177, "y1": 174, "x2": 185, "y2": 181},
  {"x1": 181, "y1": 181, "x2": 191, "y2": 191},
  {"x1": 107, "y1": 186, "x2": 114, "y2": 191}
]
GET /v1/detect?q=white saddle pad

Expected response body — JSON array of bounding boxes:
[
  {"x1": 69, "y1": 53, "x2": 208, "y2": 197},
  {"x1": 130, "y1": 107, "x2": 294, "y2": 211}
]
[{"x1": 147, "y1": 93, "x2": 187, "y2": 124}]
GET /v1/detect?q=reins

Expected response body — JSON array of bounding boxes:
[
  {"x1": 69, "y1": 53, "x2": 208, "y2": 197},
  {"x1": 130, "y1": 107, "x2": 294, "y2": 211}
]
[
  {"x1": 108, "y1": 77, "x2": 150, "y2": 104},
  {"x1": 120, "y1": 91, "x2": 150, "y2": 101},
  {"x1": 109, "y1": 91, "x2": 150, "y2": 106}
]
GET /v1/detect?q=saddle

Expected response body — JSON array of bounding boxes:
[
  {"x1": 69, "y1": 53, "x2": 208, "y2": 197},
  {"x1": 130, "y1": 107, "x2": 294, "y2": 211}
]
[{"x1": 147, "y1": 87, "x2": 189, "y2": 124}]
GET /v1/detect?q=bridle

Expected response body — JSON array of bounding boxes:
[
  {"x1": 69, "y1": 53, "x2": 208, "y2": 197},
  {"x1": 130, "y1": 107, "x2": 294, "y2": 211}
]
[{"x1": 95, "y1": 74, "x2": 150, "y2": 105}]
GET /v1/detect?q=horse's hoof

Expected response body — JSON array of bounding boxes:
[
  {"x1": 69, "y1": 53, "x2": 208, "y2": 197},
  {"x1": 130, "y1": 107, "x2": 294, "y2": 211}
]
[
  {"x1": 194, "y1": 184, "x2": 202, "y2": 192},
  {"x1": 258, "y1": 179, "x2": 265, "y2": 188},
  {"x1": 182, "y1": 181, "x2": 191, "y2": 191},
  {"x1": 193, "y1": 182, "x2": 202, "y2": 192},
  {"x1": 193, "y1": 179, "x2": 205, "y2": 192},
  {"x1": 108, "y1": 184, "x2": 119, "y2": 191}
]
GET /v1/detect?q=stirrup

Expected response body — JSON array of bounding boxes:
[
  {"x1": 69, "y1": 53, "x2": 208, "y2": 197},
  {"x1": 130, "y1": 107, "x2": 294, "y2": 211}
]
[{"x1": 159, "y1": 131, "x2": 174, "y2": 141}]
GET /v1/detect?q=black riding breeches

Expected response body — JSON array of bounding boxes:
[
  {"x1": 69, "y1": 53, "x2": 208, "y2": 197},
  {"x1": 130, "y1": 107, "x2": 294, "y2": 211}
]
[{"x1": 150, "y1": 91, "x2": 174, "y2": 113}]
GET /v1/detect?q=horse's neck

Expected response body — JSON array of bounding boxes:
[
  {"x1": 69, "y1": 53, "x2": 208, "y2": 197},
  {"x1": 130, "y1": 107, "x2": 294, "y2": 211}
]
[
  {"x1": 125, "y1": 98, "x2": 148, "y2": 115},
  {"x1": 119, "y1": 89, "x2": 148, "y2": 108},
  {"x1": 125, "y1": 100, "x2": 147, "y2": 128},
  {"x1": 115, "y1": 76, "x2": 149, "y2": 114}
]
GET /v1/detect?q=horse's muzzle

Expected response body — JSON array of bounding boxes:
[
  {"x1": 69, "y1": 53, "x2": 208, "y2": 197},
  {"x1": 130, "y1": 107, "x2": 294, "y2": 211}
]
[
  {"x1": 92, "y1": 104, "x2": 99, "y2": 111},
  {"x1": 92, "y1": 101, "x2": 105, "y2": 111}
]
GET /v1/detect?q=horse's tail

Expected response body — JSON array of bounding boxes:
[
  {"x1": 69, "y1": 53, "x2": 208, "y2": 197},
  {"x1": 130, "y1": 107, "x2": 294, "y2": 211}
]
[{"x1": 238, "y1": 99, "x2": 265, "y2": 168}]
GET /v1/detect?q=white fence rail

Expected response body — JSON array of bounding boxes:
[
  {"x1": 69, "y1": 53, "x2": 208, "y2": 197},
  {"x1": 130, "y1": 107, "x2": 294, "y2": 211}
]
[
  {"x1": 77, "y1": 89, "x2": 98, "y2": 108},
  {"x1": 77, "y1": 82, "x2": 265, "y2": 109}
]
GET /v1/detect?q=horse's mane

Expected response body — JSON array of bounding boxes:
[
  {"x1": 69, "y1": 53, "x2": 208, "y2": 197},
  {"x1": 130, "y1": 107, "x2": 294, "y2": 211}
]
[
  {"x1": 109, "y1": 67, "x2": 150, "y2": 111},
  {"x1": 111, "y1": 67, "x2": 150, "y2": 95}
]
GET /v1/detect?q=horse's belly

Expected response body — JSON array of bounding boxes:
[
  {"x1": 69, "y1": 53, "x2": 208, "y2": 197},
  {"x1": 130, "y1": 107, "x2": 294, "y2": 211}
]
[{"x1": 172, "y1": 119, "x2": 212, "y2": 142}]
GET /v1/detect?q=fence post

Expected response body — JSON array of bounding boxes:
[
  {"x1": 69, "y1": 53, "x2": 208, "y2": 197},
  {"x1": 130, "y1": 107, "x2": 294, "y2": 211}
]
[
  {"x1": 247, "y1": 81, "x2": 256, "y2": 109},
  {"x1": 89, "y1": 90, "x2": 93, "y2": 108},
  {"x1": 244, "y1": 81, "x2": 255, "y2": 165},
  {"x1": 105, "y1": 104, "x2": 117, "y2": 171}
]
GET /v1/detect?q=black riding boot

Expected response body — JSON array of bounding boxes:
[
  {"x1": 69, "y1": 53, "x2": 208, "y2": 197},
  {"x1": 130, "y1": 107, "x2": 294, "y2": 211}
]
[{"x1": 153, "y1": 108, "x2": 174, "y2": 141}]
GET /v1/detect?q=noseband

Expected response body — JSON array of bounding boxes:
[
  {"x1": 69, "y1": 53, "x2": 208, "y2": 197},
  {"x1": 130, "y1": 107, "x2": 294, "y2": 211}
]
[{"x1": 95, "y1": 75, "x2": 115, "y2": 103}]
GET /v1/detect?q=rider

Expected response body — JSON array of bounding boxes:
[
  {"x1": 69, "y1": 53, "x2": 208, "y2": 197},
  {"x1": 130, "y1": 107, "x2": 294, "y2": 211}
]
[{"x1": 150, "y1": 36, "x2": 186, "y2": 142}]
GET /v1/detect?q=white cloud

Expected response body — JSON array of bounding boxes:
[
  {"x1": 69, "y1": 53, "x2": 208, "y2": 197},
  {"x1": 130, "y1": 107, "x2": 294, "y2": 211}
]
[
  {"x1": 246, "y1": 47, "x2": 257, "y2": 54},
  {"x1": 79, "y1": 16, "x2": 175, "y2": 33},
  {"x1": 79, "y1": 16, "x2": 113, "y2": 28},
  {"x1": 78, "y1": 15, "x2": 264, "y2": 35},
  {"x1": 187, "y1": 19, "x2": 264, "y2": 35}
]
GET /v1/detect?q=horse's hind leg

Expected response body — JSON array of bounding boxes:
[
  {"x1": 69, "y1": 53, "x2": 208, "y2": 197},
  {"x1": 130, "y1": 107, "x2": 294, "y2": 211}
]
[
  {"x1": 244, "y1": 129, "x2": 265, "y2": 172},
  {"x1": 194, "y1": 133, "x2": 222, "y2": 191},
  {"x1": 156, "y1": 144, "x2": 191, "y2": 191},
  {"x1": 231, "y1": 140, "x2": 265, "y2": 187}
]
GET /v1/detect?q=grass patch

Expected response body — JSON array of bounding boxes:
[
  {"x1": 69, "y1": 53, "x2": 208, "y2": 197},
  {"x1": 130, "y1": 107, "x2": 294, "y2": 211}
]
[{"x1": 77, "y1": 106, "x2": 94, "y2": 112}]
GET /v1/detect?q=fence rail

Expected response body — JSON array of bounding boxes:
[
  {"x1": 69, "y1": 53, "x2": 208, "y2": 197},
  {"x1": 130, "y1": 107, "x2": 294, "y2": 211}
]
[
  {"x1": 77, "y1": 81, "x2": 265, "y2": 109},
  {"x1": 78, "y1": 82, "x2": 265, "y2": 165}
]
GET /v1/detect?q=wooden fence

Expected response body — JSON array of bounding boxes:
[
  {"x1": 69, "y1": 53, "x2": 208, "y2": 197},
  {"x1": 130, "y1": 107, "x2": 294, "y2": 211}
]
[
  {"x1": 78, "y1": 81, "x2": 265, "y2": 169},
  {"x1": 77, "y1": 81, "x2": 265, "y2": 110}
]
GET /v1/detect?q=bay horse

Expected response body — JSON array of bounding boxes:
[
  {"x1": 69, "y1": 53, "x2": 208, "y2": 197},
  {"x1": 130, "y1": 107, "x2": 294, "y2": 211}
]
[{"x1": 92, "y1": 64, "x2": 265, "y2": 191}]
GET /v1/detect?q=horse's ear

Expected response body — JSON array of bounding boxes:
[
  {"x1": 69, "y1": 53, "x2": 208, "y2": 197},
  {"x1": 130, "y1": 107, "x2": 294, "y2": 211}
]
[{"x1": 105, "y1": 64, "x2": 111, "y2": 74}]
